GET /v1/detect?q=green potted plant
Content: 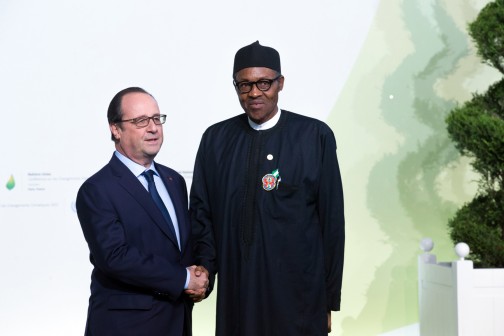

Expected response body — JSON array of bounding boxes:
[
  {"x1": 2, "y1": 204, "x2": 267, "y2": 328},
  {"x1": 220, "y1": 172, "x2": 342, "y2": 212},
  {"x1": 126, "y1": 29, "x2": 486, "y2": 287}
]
[{"x1": 446, "y1": 0, "x2": 504, "y2": 268}]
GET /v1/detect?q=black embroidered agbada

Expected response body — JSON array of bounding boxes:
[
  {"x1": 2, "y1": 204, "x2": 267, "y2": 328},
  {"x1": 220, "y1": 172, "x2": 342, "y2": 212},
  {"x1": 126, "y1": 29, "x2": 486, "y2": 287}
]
[{"x1": 190, "y1": 110, "x2": 345, "y2": 336}]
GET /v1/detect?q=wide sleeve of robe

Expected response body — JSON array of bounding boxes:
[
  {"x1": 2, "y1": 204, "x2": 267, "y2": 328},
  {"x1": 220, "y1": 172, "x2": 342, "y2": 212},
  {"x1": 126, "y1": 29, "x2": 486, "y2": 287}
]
[
  {"x1": 318, "y1": 127, "x2": 345, "y2": 311},
  {"x1": 190, "y1": 129, "x2": 218, "y2": 294}
]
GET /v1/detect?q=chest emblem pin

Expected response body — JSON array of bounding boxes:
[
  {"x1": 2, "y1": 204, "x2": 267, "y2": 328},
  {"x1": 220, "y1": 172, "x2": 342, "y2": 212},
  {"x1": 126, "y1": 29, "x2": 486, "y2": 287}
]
[{"x1": 262, "y1": 169, "x2": 281, "y2": 191}]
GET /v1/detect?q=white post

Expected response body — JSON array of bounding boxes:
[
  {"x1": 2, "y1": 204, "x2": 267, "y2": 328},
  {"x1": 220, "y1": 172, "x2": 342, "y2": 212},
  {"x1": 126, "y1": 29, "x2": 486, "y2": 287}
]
[{"x1": 453, "y1": 243, "x2": 473, "y2": 336}]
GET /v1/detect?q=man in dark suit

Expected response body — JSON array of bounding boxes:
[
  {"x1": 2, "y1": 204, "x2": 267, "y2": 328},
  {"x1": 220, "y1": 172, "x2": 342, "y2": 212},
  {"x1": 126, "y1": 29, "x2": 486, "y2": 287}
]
[{"x1": 76, "y1": 87, "x2": 208, "y2": 336}]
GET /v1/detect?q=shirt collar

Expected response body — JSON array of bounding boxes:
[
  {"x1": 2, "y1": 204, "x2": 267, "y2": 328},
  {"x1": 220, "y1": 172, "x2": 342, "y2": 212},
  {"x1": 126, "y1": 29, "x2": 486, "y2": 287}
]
[
  {"x1": 114, "y1": 150, "x2": 158, "y2": 177},
  {"x1": 248, "y1": 109, "x2": 281, "y2": 131}
]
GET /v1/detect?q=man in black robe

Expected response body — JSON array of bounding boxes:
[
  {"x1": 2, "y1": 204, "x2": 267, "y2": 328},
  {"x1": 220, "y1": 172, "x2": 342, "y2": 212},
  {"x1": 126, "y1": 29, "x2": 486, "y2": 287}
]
[{"x1": 188, "y1": 41, "x2": 345, "y2": 335}]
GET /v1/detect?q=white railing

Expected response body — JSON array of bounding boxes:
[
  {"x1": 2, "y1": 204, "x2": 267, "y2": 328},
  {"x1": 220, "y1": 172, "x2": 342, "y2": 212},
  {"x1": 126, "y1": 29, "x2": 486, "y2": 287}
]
[{"x1": 418, "y1": 238, "x2": 504, "y2": 336}]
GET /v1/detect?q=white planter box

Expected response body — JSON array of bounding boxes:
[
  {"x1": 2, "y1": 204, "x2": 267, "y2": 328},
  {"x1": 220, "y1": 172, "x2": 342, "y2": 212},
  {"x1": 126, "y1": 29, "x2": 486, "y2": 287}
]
[{"x1": 418, "y1": 239, "x2": 504, "y2": 336}]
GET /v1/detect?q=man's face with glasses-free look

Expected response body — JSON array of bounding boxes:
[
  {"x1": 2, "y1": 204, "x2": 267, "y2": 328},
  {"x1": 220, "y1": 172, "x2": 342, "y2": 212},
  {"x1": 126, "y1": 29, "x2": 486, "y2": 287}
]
[
  {"x1": 234, "y1": 67, "x2": 284, "y2": 125},
  {"x1": 110, "y1": 92, "x2": 166, "y2": 167}
]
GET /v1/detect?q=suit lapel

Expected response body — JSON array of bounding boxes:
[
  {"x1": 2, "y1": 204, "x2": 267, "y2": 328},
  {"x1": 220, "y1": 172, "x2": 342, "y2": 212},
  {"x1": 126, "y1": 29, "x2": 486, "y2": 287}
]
[{"x1": 109, "y1": 155, "x2": 180, "y2": 249}]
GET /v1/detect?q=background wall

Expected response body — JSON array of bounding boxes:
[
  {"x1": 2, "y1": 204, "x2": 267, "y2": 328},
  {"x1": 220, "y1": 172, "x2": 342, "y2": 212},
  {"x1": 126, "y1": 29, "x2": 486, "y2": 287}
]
[{"x1": 0, "y1": 0, "x2": 498, "y2": 335}]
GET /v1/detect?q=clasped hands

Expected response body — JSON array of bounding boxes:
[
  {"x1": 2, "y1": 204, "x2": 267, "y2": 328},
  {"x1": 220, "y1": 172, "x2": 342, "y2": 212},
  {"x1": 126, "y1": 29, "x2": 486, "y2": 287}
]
[{"x1": 185, "y1": 265, "x2": 209, "y2": 302}]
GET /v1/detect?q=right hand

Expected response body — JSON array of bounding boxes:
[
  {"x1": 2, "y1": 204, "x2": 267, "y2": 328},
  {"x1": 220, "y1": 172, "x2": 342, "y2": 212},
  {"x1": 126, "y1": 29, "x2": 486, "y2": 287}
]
[{"x1": 185, "y1": 265, "x2": 209, "y2": 302}]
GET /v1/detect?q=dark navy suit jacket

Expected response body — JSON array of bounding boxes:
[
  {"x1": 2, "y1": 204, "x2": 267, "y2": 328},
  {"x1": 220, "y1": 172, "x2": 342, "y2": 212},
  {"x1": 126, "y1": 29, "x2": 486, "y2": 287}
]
[{"x1": 77, "y1": 154, "x2": 193, "y2": 336}]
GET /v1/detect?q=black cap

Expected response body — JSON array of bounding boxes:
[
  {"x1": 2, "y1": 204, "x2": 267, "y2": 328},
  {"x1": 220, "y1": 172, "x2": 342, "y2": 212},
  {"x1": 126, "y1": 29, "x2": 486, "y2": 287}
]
[{"x1": 233, "y1": 41, "x2": 281, "y2": 76}]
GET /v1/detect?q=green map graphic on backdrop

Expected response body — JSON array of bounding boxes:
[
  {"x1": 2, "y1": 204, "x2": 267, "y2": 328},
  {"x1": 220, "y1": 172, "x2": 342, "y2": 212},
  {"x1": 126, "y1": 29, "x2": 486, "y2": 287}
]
[{"x1": 366, "y1": 1, "x2": 464, "y2": 332}]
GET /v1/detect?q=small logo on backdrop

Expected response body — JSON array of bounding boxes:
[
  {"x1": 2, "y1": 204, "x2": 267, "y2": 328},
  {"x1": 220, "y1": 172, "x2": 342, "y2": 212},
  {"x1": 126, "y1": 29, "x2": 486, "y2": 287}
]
[
  {"x1": 262, "y1": 169, "x2": 281, "y2": 191},
  {"x1": 6, "y1": 174, "x2": 15, "y2": 190}
]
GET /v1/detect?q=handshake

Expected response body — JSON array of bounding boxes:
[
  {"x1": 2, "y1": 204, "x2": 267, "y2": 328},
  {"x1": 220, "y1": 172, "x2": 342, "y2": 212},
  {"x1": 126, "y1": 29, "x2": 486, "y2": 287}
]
[{"x1": 185, "y1": 265, "x2": 210, "y2": 302}]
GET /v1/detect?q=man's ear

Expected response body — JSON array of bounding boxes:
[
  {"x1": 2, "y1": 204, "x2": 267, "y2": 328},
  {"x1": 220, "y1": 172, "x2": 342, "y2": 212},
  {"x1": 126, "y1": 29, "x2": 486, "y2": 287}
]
[
  {"x1": 110, "y1": 123, "x2": 121, "y2": 141},
  {"x1": 278, "y1": 76, "x2": 285, "y2": 91}
]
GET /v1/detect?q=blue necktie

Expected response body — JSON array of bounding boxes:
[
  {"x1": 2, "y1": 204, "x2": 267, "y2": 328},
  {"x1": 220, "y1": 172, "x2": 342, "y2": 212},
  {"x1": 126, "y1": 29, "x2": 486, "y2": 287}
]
[{"x1": 142, "y1": 170, "x2": 178, "y2": 246}]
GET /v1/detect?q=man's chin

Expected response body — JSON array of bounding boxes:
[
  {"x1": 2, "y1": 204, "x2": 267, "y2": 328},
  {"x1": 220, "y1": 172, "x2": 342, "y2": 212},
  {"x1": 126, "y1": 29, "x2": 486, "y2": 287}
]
[
  {"x1": 144, "y1": 148, "x2": 161, "y2": 159},
  {"x1": 247, "y1": 111, "x2": 274, "y2": 125}
]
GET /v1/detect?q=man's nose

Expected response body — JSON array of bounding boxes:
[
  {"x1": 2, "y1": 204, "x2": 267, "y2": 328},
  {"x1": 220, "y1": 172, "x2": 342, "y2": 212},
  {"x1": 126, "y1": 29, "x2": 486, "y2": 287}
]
[
  {"x1": 146, "y1": 118, "x2": 159, "y2": 131},
  {"x1": 248, "y1": 83, "x2": 263, "y2": 97}
]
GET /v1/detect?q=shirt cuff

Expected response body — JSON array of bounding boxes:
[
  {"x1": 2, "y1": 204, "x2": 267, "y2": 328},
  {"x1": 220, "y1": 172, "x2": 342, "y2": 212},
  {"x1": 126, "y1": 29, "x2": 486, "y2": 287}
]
[{"x1": 184, "y1": 268, "x2": 190, "y2": 289}]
